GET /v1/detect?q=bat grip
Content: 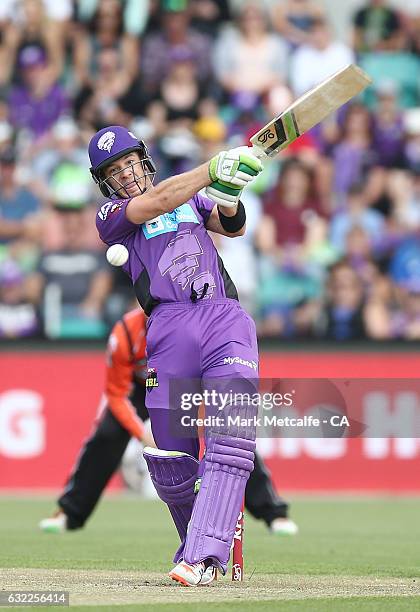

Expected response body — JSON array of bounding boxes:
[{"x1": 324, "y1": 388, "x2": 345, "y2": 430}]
[{"x1": 249, "y1": 144, "x2": 267, "y2": 161}]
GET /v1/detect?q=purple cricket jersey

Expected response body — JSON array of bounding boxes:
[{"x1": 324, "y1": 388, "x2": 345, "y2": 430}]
[{"x1": 96, "y1": 193, "x2": 238, "y2": 313}]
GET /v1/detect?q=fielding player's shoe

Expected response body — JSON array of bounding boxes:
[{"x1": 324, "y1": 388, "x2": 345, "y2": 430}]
[
  {"x1": 169, "y1": 561, "x2": 207, "y2": 587},
  {"x1": 269, "y1": 517, "x2": 299, "y2": 536},
  {"x1": 39, "y1": 510, "x2": 68, "y2": 534}
]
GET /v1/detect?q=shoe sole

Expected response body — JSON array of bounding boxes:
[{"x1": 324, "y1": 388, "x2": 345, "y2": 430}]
[{"x1": 169, "y1": 572, "x2": 194, "y2": 587}]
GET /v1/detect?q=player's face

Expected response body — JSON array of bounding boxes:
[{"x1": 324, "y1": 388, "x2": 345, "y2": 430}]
[{"x1": 103, "y1": 152, "x2": 154, "y2": 198}]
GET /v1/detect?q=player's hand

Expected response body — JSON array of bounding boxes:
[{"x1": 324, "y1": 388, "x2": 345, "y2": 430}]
[
  {"x1": 205, "y1": 179, "x2": 242, "y2": 208},
  {"x1": 208, "y1": 146, "x2": 263, "y2": 187}
]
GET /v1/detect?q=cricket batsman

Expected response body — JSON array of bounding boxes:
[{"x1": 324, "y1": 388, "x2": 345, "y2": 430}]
[
  {"x1": 90, "y1": 125, "x2": 264, "y2": 586},
  {"x1": 39, "y1": 308, "x2": 297, "y2": 537}
]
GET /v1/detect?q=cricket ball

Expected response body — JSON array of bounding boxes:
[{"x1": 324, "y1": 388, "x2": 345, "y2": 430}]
[{"x1": 106, "y1": 243, "x2": 129, "y2": 267}]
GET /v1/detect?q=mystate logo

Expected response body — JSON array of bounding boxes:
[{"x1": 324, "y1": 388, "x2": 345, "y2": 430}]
[{"x1": 223, "y1": 356, "x2": 258, "y2": 371}]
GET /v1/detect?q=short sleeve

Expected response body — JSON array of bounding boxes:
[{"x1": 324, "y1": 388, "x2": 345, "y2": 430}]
[
  {"x1": 96, "y1": 199, "x2": 139, "y2": 245},
  {"x1": 193, "y1": 192, "x2": 215, "y2": 225}
]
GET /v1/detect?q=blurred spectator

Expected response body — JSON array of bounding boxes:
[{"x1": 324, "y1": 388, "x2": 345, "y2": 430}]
[
  {"x1": 389, "y1": 237, "x2": 420, "y2": 287},
  {"x1": 0, "y1": 259, "x2": 40, "y2": 338},
  {"x1": 366, "y1": 238, "x2": 420, "y2": 339},
  {"x1": 390, "y1": 281, "x2": 420, "y2": 340},
  {"x1": 259, "y1": 158, "x2": 326, "y2": 249},
  {"x1": 0, "y1": 121, "x2": 14, "y2": 155},
  {"x1": 360, "y1": 40, "x2": 420, "y2": 109},
  {"x1": 74, "y1": 47, "x2": 133, "y2": 130},
  {"x1": 76, "y1": 0, "x2": 151, "y2": 37},
  {"x1": 352, "y1": 0, "x2": 401, "y2": 53},
  {"x1": 344, "y1": 224, "x2": 381, "y2": 291},
  {"x1": 402, "y1": 109, "x2": 420, "y2": 173},
  {"x1": 31, "y1": 117, "x2": 89, "y2": 201},
  {"x1": 141, "y1": 0, "x2": 213, "y2": 96},
  {"x1": 329, "y1": 182, "x2": 385, "y2": 254},
  {"x1": 0, "y1": 0, "x2": 68, "y2": 87},
  {"x1": 272, "y1": 0, "x2": 325, "y2": 50},
  {"x1": 0, "y1": 0, "x2": 72, "y2": 22},
  {"x1": 39, "y1": 160, "x2": 101, "y2": 253},
  {"x1": 147, "y1": 47, "x2": 211, "y2": 175},
  {"x1": 408, "y1": 14, "x2": 420, "y2": 56},
  {"x1": 372, "y1": 81, "x2": 405, "y2": 168},
  {"x1": 28, "y1": 200, "x2": 112, "y2": 338},
  {"x1": 213, "y1": 2, "x2": 287, "y2": 99},
  {"x1": 330, "y1": 104, "x2": 383, "y2": 205},
  {"x1": 366, "y1": 278, "x2": 420, "y2": 340},
  {"x1": 190, "y1": 0, "x2": 231, "y2": 36},
  {"x1": 73, "y1": 0, "x2": 139, "y2": 91},
  {"x1": 149, "y1": 47, "x2": 211, "y2": 132},
  {"x1": 290, "y1": 18, "x2": 354, "y2": 96},
  {"x1": 387, "y1": 169, "x2": 420, "y2": 233},
  {"x1": 0, "y1": 148, "x2": 41, "y2": 246},
  {"x1": 301, "y1": 210, "x2": 338, "y2": 271},
  {"x1": 255, "y1": 159, "x2": 325, "y2": 337},
  {"x1": 8, "y1": 45, "x2": 69, "y2": 140},
  {"x1": 311, "y1": 260, "x2": 369, "y2": 340}
]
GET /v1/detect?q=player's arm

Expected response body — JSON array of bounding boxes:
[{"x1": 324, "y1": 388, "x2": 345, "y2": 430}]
[
  {"x1": 105, "y1": 320, "x2": 147, "y2": 441},
  {"x1": 126, "y1": 147, "x2": 263, "y2": 225},
  {"x1": 126, "y1": 163, "x2": 210, "y2": 224}
]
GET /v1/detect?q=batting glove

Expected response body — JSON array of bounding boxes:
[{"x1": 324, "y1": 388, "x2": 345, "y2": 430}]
[
  {"x1": 205, "y1": 179, "x2": 242, "y2": 208},
  {"x1": 208, "y1": 146, "x2": 263, "y2": 188}
]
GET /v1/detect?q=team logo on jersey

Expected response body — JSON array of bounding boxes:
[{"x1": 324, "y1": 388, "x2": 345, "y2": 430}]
[
  {"x1": 97, "y1": 131, "x2": 116, "y2": 153},
  {"x1": 142, "y1": 203, "x2": 199, "y2": 240},
  {"x1": 98, "y1": 201, "x2": 113, "y2": 221},
  {"x1": 110, "y1": 202, "x2": 122, "y2": 214},
  {"x1": 146, "y1": 367, "x2": 159, "y2": 391},
  {"x1": 98, "y1": 201, "x2": 122, "y2": 221}
]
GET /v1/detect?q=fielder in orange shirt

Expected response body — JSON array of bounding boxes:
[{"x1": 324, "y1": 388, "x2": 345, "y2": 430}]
[{"x1": 40, "y1": 309, "x2": 297, "y2": 536}]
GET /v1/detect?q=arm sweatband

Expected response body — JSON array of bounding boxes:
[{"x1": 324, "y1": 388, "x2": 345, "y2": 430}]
[{"x1": 218, "y1": 201, "x2": 246, "y2": 233}]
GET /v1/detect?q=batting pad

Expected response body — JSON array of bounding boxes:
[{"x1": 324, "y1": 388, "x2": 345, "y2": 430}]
[
  {"x1": 143, "y1": 447, "x2": 199, "y2": 561},
  {"x1": 182, "y1": 434, "x2": 255, "y2": 573}
]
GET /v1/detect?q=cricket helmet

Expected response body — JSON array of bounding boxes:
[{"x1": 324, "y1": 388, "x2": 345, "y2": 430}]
[{"x1": 88, "y1": 125, "x2": 156, "y2": 198}]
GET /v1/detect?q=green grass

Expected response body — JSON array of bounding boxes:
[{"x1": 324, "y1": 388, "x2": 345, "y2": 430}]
[
  {"x1": 1, "y1": 496, "x2": 420, "y2": 576},
  {"x1": 1, "y1": 495, "x2": 420, "y2": 610}
]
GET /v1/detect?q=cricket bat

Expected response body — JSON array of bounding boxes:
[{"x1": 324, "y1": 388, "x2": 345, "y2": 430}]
[{"x1": 249, "y1": 64, "x2": 372, "y2": 159}]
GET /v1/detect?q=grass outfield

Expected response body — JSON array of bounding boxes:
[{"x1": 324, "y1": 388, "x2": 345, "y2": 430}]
[{"x1": 0, "y1": 496, "x2": 419, "y2": 610}]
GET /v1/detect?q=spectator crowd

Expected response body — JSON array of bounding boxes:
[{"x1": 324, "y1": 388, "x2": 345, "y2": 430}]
[{"x1": 0, "y1": 0, "x2": 420, "y2": 342}]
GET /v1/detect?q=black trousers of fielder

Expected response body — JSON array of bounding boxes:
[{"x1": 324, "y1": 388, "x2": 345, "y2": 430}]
[{"x1": 59, "y1": 385, "x2": 289, "y2": 529}]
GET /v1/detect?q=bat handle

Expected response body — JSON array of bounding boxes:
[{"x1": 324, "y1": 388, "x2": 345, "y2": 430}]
[{"x1": 249, "y1": 143, "x2": 267, "y2": 162}]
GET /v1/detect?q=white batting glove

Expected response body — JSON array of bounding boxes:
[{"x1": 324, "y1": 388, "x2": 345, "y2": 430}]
[
  {"x1": 205, "y1": 180, "x2": 242, "y2": 208},
  {"x1": 208, "y1": 146, "x2": 263, "y2": 187}
]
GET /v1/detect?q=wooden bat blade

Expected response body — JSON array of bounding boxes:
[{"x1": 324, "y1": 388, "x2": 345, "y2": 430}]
[{"x1": 250, "y1": 64, "x2": 372, "y2": 158}]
